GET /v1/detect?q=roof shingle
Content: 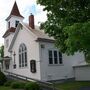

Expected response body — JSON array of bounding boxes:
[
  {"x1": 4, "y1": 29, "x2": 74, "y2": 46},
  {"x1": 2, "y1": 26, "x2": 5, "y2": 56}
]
[
  {"x1": 6, "y1": 1, "x2": 24, "y2": 20},
  {"x1": 24, "y1": 23, "x2": 54, "y2": 41},
  {"x1": 3, "y1": 27, "x2": 16, "y2": 38}
]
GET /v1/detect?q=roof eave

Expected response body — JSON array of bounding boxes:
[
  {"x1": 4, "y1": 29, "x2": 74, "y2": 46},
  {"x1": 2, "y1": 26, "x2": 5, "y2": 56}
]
[
  {"x1": 8, "y1": 24, "x2": 21, "y2": 52},
  {"x1": 36, "y1": 38, "x2": 55, "y2": 43},
  {"x1": 3, "y1": 32, "x2": 10, "y2": 38},
  {"x1": 6, "y1": 15, "x2": 24, "y2": 21}
]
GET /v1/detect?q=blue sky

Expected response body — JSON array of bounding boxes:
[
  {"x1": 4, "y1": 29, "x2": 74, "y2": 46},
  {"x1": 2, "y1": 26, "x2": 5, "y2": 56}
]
[{"x1": 0, "y1": 0, "x2": 47, "y2": 45}]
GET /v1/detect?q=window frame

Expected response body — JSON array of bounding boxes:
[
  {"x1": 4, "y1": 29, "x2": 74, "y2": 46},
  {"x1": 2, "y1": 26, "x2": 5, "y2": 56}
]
[
  {"x1": 5, "y1": 64, "x2": 9, "y2": 70},
  {"x1": 48, "y1": 49, "x2": 63, "y2": 65},
  {"x1": 30, "y1": 60, "x2": 36, "y2": 73},
  {"x1": 19, "y1": 43, "x2": 27, "y2": 68},
  {"x1": 15, "y1": 20, "x2": 19, "y2": 27}
]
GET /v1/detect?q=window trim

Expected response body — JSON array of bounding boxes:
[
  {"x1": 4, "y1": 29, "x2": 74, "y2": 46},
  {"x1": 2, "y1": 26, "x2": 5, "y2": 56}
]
[
  {"x1": 30, "y1": 60, "x2": 36, "y2": 73},
  {"x1": 19, "y1": 43, "x2": 28, "y2": 68},
  {"x1": 15, "y1": 20, "x2": 19, "y2": 27},
  {"x1": 48, "y1": 49, "x2": 63, "y2": 65}
]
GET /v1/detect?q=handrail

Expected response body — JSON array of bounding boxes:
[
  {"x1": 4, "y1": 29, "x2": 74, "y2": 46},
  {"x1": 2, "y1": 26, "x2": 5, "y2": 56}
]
[{"x1": 4, "y1": 71, "x2": 57, "y2": 90}]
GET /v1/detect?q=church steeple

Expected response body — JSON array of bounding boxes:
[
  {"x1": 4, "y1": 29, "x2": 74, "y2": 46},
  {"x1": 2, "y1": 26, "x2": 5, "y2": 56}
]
[
  {"x1": 3, "y1": 1, "x2": 24, "y2": 38},
  {"x1": 10, "y1": 1, "x2": 23, "y2": 18},
  {"x1": 6, "y1": 1, "x2": 24, "y2": 20}
]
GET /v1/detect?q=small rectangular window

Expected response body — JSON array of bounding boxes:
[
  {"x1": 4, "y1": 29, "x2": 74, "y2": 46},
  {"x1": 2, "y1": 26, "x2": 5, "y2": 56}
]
[
  {"x1": 13, "y1": 64, "x2": 16, "y2": 69},
  {"x1": 54, "y1": 51, "x2": 58, "y2": 64},
  {"x1": 30, "y1": 60, "x2": 36, "y2": 73},
  {"x1": 15, "y1": 21, "x2": 19, "y2": 27},
  {"x1": 6, "y1": 65, "x2": 9, "y2": 70},
  {"x1": 49, "y1": 50, "x2": 53, "y2": 64},
  {"x1": 48, "y1": 50, "x2": 63, "y2": 65},
  {"x1": 59, "y1": 52, "x2": 62, "y2": 64}
]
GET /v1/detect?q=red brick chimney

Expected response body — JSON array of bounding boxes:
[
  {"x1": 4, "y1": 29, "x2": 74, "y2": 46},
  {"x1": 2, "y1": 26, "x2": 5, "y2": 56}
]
[{"x1": 29, "y1": 13, "x2": 35, "y2": 29}]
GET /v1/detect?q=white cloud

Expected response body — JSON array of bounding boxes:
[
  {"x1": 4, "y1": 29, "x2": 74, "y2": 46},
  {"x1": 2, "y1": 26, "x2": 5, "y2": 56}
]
[{"x1": 35, "y1": 11, "x2": 47, "y2": 25}]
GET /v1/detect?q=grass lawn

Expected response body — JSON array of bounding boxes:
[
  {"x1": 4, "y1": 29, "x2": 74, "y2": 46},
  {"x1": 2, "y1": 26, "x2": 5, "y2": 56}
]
[
  {"x1": 0, "y1": 86, "x2": 22, "y2": 90},
  {"x1": 1, "y1": 81, "x2": 90, "y2": 90},
  {"x1": 0, "y1": 86, "x2": 12, "y2": 90},
  {"x1": 55, "y1": 81, "x2": 90, "y2": 90}
]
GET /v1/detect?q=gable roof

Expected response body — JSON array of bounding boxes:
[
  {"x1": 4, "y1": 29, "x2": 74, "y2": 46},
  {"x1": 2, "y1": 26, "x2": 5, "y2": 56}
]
[
  {"x1": 6, "y1": 1, "x2": 24, "y2": 20},
  {"x1": 3, "y1": 27, "x2": 16, "y2": 38},
  {"x1": 8, "y1": 22, "x2": 54, "y2": 52},
  {"x1": 24, "y1": 23, "x2": 54, "y2": 41}
]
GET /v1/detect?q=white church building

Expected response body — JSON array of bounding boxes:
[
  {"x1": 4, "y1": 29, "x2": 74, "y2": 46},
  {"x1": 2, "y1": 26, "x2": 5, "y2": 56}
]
[{"x1": 2, "y1": 2, "x2": 86, "y2": 81}]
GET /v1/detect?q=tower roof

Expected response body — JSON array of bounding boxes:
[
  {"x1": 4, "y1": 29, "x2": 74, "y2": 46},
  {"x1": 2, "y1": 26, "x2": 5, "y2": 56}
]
[{"x1": 6, "y1": 1, "x2": 24, "y2": 20}]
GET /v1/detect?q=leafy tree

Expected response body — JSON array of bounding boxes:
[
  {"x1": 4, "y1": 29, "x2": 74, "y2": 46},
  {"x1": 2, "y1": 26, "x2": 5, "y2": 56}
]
[
  {"x1": 0, "y1": 45, "x2": 4, "y2": 58},
  {"x1": 0, "y1": 71, "x2": 7, "y2": 85},
  {"x1": 0, "y1": 45, "x2": 4, "y2": 69},
  {"x1": 37, "y1": 0, "x2": 90, "y2": 56}
]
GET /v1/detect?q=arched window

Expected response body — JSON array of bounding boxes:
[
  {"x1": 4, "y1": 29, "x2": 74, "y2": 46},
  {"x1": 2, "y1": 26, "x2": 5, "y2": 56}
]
[{"x1": 19, "y1": 43, "x2": 27, "y2": 68}]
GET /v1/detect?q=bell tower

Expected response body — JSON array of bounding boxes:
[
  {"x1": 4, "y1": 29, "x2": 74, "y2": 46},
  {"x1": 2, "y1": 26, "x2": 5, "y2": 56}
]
[
  {"x1": 3, "y1": 1, "x2": 24, "y2": 53},
  {"x1": 6, "y1": 1, "x2": 24, "y2": 29},
  {"x1": 3, "y1": 1, "x2": 24, "y2": 38}
]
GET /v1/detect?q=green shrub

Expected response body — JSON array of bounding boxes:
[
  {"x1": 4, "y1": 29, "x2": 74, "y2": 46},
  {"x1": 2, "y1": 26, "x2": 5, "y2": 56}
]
[
  {"x1": 11, "y1": 81, "x2": 25, "y2": 89},
  {"x1": 4, "y1": 80, "x2": 14, "y2": 86},
  {"x1": 24, "y1": 82, "x2": 40, "y2": 90},
  {"x1": 0, "y1": 71, "x2": 7, "y2": 85}
]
